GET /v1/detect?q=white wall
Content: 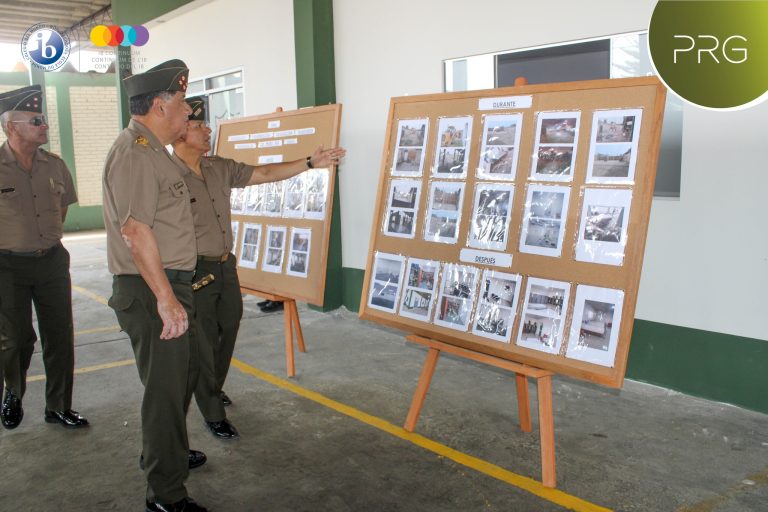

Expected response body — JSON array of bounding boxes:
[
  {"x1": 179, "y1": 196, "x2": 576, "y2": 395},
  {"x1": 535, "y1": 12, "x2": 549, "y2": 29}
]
[
  {"x1": 333, "y1": 0, "x2": 768, "y2": 341},
  {"x1": 137, "y1": 0, "x2": 297, "y2": 117}
]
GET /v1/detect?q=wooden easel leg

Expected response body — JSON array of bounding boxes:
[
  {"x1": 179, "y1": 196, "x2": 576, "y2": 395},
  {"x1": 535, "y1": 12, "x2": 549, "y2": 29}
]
[
  {"x1": 404, "y1": 348, "x2": 441, "y2": 432},
  {"x1": 515, "y1": 373, "x2": 532, "y2": 433},
  {"x1": 289, "y1": 300, "x2": 307, "y2": 353},
  {"x1": 284, "y1": 302, "x2": 295, "y2": 377},
  {"x1": 537, "y1": 375, "x2": 556, "y2": 488}
]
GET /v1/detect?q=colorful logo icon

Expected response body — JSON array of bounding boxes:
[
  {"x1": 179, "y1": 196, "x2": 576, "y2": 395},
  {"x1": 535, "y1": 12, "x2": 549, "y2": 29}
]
[
  {"x1": 90, "y1": 25, "x2": 150, "y2": 47},
  {"x1": 21, "y1": 23, "x2": 71, "y2": 71},
  {"x1": 648, "y1": 0, "x2": 768, "y2": 110}
]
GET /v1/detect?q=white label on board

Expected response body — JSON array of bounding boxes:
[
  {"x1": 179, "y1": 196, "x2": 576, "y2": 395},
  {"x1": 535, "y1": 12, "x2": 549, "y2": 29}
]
[
  {"x1": 228, "y1": 134, "x2": 249, "y2": 142},
  {"x1": 478, "y1": 95, "x2": 532, "y2": 110},
  {"x1": 268, "y1": 120, "x2": 281, "y2": 129},
  {"x1": 258, "y1": 154, "x2": 284, "y2": 164},
  {"x1": 459, "y1": 248, "x2": 513, "y2": 268}
]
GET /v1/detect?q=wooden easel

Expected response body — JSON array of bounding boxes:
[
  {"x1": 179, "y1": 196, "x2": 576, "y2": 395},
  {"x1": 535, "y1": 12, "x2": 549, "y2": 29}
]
[
  {"x1": 404, "y1": 335, "x2": 557, "y2": 488},
  {"x1": 241, "y1": 287, "x2": 306, "y2": 377}
]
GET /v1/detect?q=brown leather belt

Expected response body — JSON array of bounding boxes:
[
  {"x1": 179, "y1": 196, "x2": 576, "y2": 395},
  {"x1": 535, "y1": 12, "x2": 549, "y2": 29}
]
[{"x1": 197, "y1": 253, "x2": 229, "y2": 263}]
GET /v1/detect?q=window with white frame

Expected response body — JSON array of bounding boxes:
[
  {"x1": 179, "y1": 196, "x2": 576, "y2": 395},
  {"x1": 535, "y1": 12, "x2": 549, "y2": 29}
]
[{"x1": 187, "y1": 69, "x2": 245, "y2": 151}]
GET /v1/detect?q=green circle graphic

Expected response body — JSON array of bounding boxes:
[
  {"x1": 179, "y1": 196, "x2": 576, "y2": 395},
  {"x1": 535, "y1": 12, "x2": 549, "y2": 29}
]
[{"x1": 649, "y1": 0, "x2": 768, "y2": 109}]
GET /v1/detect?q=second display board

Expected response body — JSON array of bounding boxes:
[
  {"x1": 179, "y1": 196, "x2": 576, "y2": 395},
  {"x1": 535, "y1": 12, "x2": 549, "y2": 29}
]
[
  {"x1": 216, "y1": 104, "x2": 342, "y2": 306},
  {"x1": 360, "y1": 77, "x2": 666, "y2": 388}
]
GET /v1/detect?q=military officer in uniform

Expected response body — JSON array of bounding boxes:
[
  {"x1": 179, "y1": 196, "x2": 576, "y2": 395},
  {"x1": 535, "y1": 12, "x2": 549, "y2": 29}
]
[
  {"x1": 0, "y1": 85, "x2": 88, "y2": 430},
  {"x1": 102, "y1": 60, "x2": 208, "y2": 512},
  {"x1": 171, "y1": 97, "x2": 344, "y2": 440}
]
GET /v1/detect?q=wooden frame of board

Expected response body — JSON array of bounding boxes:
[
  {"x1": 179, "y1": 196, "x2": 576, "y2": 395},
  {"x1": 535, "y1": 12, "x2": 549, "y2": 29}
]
[
  {"x1": 359, "y1": 77, "x2": 666, "y2": 388},
  {"x1": 215, "y1": 104, "x2": 342, "y2": 306}
]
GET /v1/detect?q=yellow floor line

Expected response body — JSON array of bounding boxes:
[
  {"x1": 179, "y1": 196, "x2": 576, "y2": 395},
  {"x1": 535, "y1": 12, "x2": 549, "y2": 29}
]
[
  {"x1": 75, "y1": 325, "x2": 121, "y2": 336},
  {"x1": 71, "y1": 285, "x2": 109, "y2": 306},
  {"x1": 27, "y1": 359, "x2": 134, "y2": 382},
  {"x1": 231, "y1": 358, "x2": 611, "y2": 512}
]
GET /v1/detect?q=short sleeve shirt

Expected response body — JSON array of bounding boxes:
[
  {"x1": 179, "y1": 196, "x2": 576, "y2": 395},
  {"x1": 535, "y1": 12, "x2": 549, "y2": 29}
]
[
  {"x1": 176, "y1": 155, "x2": 253, "y2": 257},
  {"x1": 0, "y1": 142, "x2": 78, "y2": 251},
  {"x1": 102, "y1": 119, "x2": 197, "y2": 275}
]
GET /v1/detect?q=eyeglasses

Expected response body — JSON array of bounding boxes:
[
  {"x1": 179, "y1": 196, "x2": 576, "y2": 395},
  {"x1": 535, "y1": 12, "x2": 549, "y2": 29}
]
[{"x1": 10, "y1": 115, "x2": 47, "y2": 127}]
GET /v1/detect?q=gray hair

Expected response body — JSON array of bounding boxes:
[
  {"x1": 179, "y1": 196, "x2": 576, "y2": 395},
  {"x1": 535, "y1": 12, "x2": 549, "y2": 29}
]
[{"x1": 129, "y1": 90, "x2": 175, "y2": 116}]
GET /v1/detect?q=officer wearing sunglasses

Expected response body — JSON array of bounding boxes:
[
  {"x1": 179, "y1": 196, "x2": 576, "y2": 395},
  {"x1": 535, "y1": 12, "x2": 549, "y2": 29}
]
[{"x1": 0, "y1": 85, "x2": 88, "y2": 431}]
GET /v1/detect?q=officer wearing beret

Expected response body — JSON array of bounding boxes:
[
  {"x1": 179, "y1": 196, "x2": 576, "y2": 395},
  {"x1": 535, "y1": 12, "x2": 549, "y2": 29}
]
[
  {"x1": 171, "y1": 97, "x2": 344, "y2": 440},
  {"x1": 0, "y1": 85, "x2": 88, "y2": 430},
  {"x1": 102, "y1": 60, "x2": 208, "y2": 512}
]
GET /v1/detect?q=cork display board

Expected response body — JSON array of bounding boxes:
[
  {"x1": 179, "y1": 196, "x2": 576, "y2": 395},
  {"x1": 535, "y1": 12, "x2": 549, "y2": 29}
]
[
  {"x1": 216, "y1": 104, "x2": 342, "y2": 306},
  {"x1": 359, "y1": 77, "x2": 666, "y2": 388}
]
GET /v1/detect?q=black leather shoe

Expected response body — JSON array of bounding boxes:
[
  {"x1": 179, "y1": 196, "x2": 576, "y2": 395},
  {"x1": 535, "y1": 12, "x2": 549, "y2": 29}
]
[
  {"x1": 205, "y1": 418, "x2": 239, "y2": 440},
  {"x1": 1, "y1": 390, "x2": 23, "y2": 430},
  {"x1": 220, "y1": 392, "x2": 232, "y2": 406},
  {"x1": 256, "y1": 300, "x2": 269, "y2": 307},
  {"x1": 259, "y1": 300, "x2": 284, "y2": 312},
  {"x1": 145, "y1": 497, "x2": 208, "y2": 511},
  {"x1": 139, "y1": 450, "x2": 207, "y2": 471},
  {"x1": 44, "y1": 409, "x2": 89, "y2": 428}
]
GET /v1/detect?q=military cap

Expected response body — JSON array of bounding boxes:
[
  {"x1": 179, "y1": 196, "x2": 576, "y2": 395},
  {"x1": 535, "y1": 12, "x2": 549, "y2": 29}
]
[
  {"x1": 186, "y1": 96, "x2": 206, "y2": 121},
  {"x1": 0, "y1": 85, "x2": 42, "y2": 116},
  {"x1": 122, "y1": 59, "x2": 189, "y2": 99}
]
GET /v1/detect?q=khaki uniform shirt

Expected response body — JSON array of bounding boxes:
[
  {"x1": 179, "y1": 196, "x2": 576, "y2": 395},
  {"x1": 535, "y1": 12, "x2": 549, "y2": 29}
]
[
  {"x1": 176, "y1": 155, "x2": 253, "y2": 258},
  {"x1": 102, "y1": 119, "x2": 196, "y2": 275},
  {"x1": 0, "y1": 142, "x2": 77, "y2": 251}
]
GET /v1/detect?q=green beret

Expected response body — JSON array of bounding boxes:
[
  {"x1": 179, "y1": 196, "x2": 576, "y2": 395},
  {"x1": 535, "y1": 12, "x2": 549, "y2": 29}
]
[
  {"x1": 186, "y1": 96, "x2": 206, "y2": 121},
  {"x1": 122, "y1": 59, "x2": 189, "y2": 99},
  {"x1": 0, "y1": 85, "x2": 42, "y2": 116}
]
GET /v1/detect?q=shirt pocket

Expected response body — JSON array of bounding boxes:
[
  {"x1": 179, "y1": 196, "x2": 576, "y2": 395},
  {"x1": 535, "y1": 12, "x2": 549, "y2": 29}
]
[
  {"x1": 169, "y1": 180, "x2": 188, "y2": 199},
  {"x1": 0, "y1": 186, "x2": 21, "y2": 216},
  {"x1": 46, "y1": 179, "x2": 66, "y2": 212}
]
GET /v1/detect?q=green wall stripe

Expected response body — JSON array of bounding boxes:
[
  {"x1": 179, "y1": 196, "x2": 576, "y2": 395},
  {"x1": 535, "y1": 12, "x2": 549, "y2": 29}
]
[
  {"x1": 294, "y1": 0, "x2": 342, "y2": 311},
  {"x1": 342, "y1": 267, "x2": 768, "y2": 414}
]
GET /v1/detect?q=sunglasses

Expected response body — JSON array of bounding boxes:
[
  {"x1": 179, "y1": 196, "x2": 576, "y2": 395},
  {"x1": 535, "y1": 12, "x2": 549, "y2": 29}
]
[{"x1": 11, "y1": 115, "x2": 47, "y2": 127}]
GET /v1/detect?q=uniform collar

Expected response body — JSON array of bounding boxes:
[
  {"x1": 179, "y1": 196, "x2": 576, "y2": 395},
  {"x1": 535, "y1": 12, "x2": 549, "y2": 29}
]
[
  {"x1": 127, "y1": 119, "x2": 168, "y2": 152},
  {"x1": 0, "y1": 140, "x2": 47, "y2": 166}
]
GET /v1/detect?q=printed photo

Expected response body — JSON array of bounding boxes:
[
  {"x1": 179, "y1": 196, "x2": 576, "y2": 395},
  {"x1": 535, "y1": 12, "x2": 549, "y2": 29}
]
[
  {"x1": 535, "y1": 146, "x2": 574, "y2": 176},
  {"x1": 473, "y1": 303, "x2": 514, "y2": 339},
  {"x1": 397, "y1": 120, "x2": 427, "y2": 147},
  {"x1": 566, "y1": 285, "x2": 624, "y2": 367},
  {"x1": 485, "y1": 118, "x2": 518, "y2": 146},
  {"x1": 468, "y1": 185, "x2": 514, "y2": 250},
  {"x1": 394, "y1": 147, "x2": 424, "y2": 175},
  {"x1": 539, "y1": 117, "x2": 578, "y2": 144},
  {"x1": 406, "y1": 260, "x2": 437, "y2": 290},
  {"x1": 269, "y1": 230, "x2": 284, "y2": 248},
  {"x1": 243, "y1": 186, "x2": 263, "y2": 214},
  {"x1": 436, "y1": 296, "x2": 470, "y2": 327},
  {"x1": 400, "y1": 289, "x2": 433, "y2": 319},
  {"x1": 304, "y1": 193, "x2": 325, "y2": 216},
  {"x1": 237, "y1": 223, "x2": 260, "y2": 269},
  {"x1": 435, "y1": 148, "x2": 467, "y2": 175},
  {"x1": 263, "y1": 183, "x2": 283, "y2": 215},
  {"x1": 230, "y1": 187, "x2": 245, "y2": 213},
  {"x1": 426, "y1": 212, "x2": 458, "y2": 240},
  {"x1": 292, "y1": 232, "x2": 310, "y2": 252},
  {"x1": 367, "y1": 253, "x2": 405, "y2": 313},
  {"x1": 437, "y1": 117, "x2": 471, "y2": 147},
  {"x1": 575, "y1": 188, "x2": 632, "y2": 266},
  {"x1": 519, "y1": 185, "x2": 571, "y2": 257},
  {"x1": 595, "y1": 115, "x2": 636, "y2": 143},
  {"x1": 590, "y1": 143, "x2": 632, "y2": 178},
  {"x1": 472, "y1": 270, "x2": 522, "y2": 344},
  {"x1": 478, "y1": 146, "x2": 515, "y2": 177},
  {"x1": 266, "y1": 248, "x2": 283, "y2": 266},
  {"x1": 386, "y1": 209, "x2": 415, "y2": 236},
  {"x1": 516, "y1": 278, "x2": 571, "y2": 354},
  {"x1": 430, "y1": 184, "x2": 462, "y2": 211},
  {"x1": 390, "y1": 182, "x2": 419, "y2": 209},
  {"x1": 289, "y1": 252, "x2": 307, "y2": 274},
  {"x1": 433, "y1": 264, "x2": 478, "y2": 331}
]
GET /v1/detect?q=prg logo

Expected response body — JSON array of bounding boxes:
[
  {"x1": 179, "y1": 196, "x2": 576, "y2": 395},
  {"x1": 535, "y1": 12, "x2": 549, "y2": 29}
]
[
  {"x1": 90, "y1": 25, "x2": 150, "y2": 47},
  {"x1": 21, "y1": 23, "x2": 71, "y2": 71}
]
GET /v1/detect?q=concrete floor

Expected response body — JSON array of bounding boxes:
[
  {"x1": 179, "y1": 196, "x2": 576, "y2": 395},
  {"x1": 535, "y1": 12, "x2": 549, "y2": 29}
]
[{"x1": 0, "y1": 233, "x2": 767, "y2": 512}]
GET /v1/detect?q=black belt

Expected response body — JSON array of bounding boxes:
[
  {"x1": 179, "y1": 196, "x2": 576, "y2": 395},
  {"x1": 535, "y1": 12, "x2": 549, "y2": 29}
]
[
  {"x1": 0, "y1": 243, "x2": 60, "y2": 258},
  {"x1": 197, "y1": 253, "x2": 229, "y2": 263}
]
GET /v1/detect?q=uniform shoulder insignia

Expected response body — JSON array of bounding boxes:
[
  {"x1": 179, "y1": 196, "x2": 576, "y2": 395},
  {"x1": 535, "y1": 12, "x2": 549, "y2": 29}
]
[{"x1": 135, "y1": 135, "x2": 150, "y2": 146}]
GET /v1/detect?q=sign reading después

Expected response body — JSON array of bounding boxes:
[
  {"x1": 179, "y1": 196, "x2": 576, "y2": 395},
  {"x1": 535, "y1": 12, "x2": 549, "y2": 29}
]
[{"x1": 459, "y1": 248, "x2": 513, "y2": 268}]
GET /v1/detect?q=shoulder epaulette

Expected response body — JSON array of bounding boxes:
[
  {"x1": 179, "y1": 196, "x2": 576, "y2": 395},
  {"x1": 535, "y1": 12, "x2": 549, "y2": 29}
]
[{"x1": 135, "y1": 135, "x2": 150, "y2": 147}]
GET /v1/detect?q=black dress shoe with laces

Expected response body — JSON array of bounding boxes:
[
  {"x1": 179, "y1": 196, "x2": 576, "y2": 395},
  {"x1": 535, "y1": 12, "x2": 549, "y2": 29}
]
[
  {"x1": 220, "y1": 392, "x2": 232, "y2": 406},
  {"x1": 44, "y1": 409, "x2": 89, "y2": 428},
  {"x1": 205, "y1": 418, "x2": 239, "y2": 440},
  {"x1": 139, "y1": 450, "x2": 207, "y2": 470},
  {"x1": 1, "y1": 390, "x2": 23, "y2": 430},
  {"x1": 145, "y1": 497, "x2": 208, "y2": 511}
]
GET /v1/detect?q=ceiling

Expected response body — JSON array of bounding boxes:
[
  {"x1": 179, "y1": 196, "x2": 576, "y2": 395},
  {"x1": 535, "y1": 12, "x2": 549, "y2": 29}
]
[{"x1": 0, "y1": 0, "x2": 112, "y2": 45}]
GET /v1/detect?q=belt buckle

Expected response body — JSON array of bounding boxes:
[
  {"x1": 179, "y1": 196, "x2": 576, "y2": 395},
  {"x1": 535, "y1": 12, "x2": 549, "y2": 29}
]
[{"x1": 220, "y1": 253, "x2": 229, "y2": 263}]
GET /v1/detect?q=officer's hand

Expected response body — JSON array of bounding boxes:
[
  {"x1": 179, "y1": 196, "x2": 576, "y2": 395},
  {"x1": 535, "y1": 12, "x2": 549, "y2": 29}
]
[
  {"x1": 310, "y1": 145, "x2": 346, "y2": 168},
  {"x1": 157, "y1": 296, "x2": 189, "y2": 340}
]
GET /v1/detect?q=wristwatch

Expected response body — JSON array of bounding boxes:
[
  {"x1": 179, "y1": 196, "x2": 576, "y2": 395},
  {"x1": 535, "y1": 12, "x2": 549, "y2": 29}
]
[{"x1": 306, "y1": 156, "x2": 314, "y2": 169}]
